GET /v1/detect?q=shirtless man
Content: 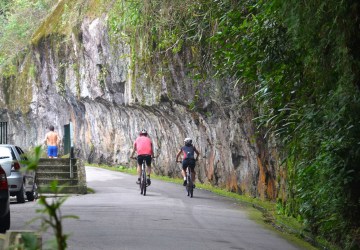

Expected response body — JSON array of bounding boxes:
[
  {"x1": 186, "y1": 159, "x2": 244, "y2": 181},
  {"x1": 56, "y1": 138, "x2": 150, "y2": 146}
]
[{"x1": 44, "y1": 125, "x2": 61, "y2": 158}]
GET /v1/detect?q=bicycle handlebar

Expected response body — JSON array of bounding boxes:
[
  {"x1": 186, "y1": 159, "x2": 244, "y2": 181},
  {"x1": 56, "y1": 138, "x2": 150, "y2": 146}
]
[{"x1": 176, "y1": 159, "x2": 198, "y2": 163}]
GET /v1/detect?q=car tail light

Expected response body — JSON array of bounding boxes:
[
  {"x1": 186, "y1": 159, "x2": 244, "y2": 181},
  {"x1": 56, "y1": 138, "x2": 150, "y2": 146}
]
[
  {"x1": 11, "y1": 162, "x2": 21, "y2": 171},
  {"x1": 0, "y1": 167, "x2": 8, "y2": 190}
]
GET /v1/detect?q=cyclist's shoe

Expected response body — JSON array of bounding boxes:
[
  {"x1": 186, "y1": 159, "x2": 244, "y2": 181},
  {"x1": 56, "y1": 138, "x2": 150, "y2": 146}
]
[
  {"x1": 183, "y1": 180, "x2": 187, "y2": 186},
  {"x1": 147, "y1": 178, "x2": 151, "y2": 186},
  {"x1": 136, "y1": 178, "x2": 140, "y2": 184}
]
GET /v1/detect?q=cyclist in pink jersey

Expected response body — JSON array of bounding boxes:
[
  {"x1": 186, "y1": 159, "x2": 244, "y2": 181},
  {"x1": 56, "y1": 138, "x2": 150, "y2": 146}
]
[{"x1": 130, "y1": 129, "x2": 154, "y2": 186}]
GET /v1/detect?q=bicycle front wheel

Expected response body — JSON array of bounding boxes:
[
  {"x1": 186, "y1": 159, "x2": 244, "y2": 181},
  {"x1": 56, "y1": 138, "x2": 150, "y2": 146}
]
[{"x1": 188, "y1": 183, "x2": 193, "y2": 198}]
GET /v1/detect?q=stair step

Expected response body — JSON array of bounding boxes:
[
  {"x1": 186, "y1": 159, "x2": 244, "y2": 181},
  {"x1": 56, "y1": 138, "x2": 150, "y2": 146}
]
[
  {"x1": 37, "y1": 171, "x2": 78, "y2": 174},
  {"x1": 36, "y1": 167, "x2": 78, "y2": 172},
  {"x1": 38, "y1": 158, "x2": 72, "y2": 164},
  {"x1": 37, "y1": 177, "x2": 78, "y2": 181},
  {"x1": 36, "y1": 158, "x2": 86, "y2": 194},
  {"x1": 38, "y1": 185, "x2": 82, "y2": 194},
  {"x1": 36, "y1": 172, "x2": 78, "y2": 179},
  {"x1": 37, "y1": 159, "x2": 78, "y2": 167},
  {"x1": 37, "y1": 164, "x2": 78, "y2": 168},
  {"x1": 37, "y1": 178, "x2": 79, "y2": 186}
]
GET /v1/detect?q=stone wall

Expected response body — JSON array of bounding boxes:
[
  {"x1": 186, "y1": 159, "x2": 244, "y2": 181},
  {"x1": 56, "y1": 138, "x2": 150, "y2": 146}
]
[{"x1": 0, "y1": 15, "x2": 279, "y2": 200}]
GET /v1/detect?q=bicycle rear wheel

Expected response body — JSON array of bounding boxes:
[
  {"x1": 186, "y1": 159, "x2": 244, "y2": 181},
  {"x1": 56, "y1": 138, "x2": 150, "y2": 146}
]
[
  {"x1": 187, "y1": 179, "x2": 193, "y2": 198},
  {"x1": 141, "y1": 171, "x2": 147, "y2": 196},
  {"x1": 186, "y1": 169, "x2": 193, "y2": 198},
  {"x1": 143, "y1": 178, "x2": 147, "y2": 196}
]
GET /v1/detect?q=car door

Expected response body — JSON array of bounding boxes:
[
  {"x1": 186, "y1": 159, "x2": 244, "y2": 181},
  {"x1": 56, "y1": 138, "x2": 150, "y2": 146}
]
[
  {"x1": 14, "y1": 146, "x2": 34, "y2": 191},
  {"x1": 0, "y1": 146, "x2": 14, "y2": 177}
]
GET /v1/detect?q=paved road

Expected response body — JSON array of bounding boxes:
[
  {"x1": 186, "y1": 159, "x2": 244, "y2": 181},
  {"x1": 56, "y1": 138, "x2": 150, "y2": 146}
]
[{"x1": 9, "y1": 166, "x2": 305, "y2": 250}]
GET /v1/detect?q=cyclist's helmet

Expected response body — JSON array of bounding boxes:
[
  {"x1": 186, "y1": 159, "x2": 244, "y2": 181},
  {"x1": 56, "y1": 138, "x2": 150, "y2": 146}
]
[
  {"x1": 184, "y1": 137, "x2": 192, "y2": 146},
  {"x1": 140, "y1": 129, "x2": 148, "y2": 136}
]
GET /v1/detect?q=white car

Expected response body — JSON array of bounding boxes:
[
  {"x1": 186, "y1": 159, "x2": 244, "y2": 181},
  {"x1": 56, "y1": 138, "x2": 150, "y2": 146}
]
[{"x1": 0, "y1": 145, "x2": 37, "y2": 203}]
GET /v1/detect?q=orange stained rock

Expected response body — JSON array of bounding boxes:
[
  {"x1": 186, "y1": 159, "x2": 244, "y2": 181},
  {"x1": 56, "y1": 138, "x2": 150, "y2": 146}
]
[
  {"x1": 257, "y1": 156, "x2": 277, "y2": 201},
  {"x1": 226, "y1": 171, "x2": 238, "y2": 193},
  {"x1": 206, "y1": 151, "x2": 215, "y2": 181}
]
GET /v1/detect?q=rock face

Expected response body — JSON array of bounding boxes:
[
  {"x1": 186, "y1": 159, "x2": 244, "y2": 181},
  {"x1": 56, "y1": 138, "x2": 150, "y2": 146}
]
[{"x1": 0, "y1": 15, "x2": 279, "y2": 200}]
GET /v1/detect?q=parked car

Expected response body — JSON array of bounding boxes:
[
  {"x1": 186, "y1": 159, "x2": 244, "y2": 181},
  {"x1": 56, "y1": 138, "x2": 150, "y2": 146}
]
[
  {"x1": 0, "y1": 164, "x2": 10, "y2": 233},
  {"x1": 0, "y1": 145, "x2": 37, "y2": 203}
]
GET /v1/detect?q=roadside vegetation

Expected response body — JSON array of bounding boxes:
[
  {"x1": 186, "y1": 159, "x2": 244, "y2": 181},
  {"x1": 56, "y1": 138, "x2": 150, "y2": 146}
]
[
  {"x1": 0, "y1": 0, "x2": 57, "y2": 67},
  {"x1": 1, "y1": 0, "x2": 359, "y2": 249}
]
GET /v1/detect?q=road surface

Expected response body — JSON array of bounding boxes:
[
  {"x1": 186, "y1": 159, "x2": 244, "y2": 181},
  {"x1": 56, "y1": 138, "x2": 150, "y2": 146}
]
[{"x1": 9, "y1": 166, "x2": 307, "y2": 250}]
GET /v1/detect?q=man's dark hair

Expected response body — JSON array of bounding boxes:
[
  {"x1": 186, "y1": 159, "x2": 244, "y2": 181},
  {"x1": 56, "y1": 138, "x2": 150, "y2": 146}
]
[{"x1": 49, "y1": 125, "x2": 54, "y2": 131}]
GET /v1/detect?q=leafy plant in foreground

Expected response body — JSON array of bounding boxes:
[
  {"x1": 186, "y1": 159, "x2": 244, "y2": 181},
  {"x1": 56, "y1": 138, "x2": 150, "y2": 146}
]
[{"x1": 20, "y1": 146, "x2": 78, "y2": 250}]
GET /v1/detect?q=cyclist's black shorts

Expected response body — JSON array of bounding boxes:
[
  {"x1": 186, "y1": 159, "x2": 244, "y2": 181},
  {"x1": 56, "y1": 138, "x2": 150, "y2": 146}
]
[
  {"x1": 182, "y1": 158, "x2": 196, "y2": 172},
  {"x1": 137, "y1": 155, "x2": 152, "y2": 166}
]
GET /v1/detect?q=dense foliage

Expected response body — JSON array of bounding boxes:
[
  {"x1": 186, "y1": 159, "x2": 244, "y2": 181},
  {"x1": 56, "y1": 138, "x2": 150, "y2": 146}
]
[
  {"x1": 207, "y1": 0, "x2": 360, "y2": 247},
  {"x1": 1, "y1": 0, "x2": 359, "y2": 248},
  {"x1": 0, "y1": 0, "x2": 56, "y2": 67}
]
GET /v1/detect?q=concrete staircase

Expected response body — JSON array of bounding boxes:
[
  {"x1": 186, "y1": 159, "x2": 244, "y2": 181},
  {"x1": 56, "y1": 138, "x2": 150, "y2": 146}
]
[{"x1": 36, "y1": 158, "x2": 87, "y2": 194}]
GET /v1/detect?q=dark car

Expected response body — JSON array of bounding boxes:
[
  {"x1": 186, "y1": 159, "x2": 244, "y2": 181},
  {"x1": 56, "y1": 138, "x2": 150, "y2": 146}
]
[
  {"x1": 0, "y1": 145, "x2": 37, "y2": 203},
  {"x1": 0, "y1": 164, "x2": 10, "y2": 233}
]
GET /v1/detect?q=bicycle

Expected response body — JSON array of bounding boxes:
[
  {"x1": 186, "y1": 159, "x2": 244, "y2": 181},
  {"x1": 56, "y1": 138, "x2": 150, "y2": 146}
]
[
  {"x1": 140, "y1": 159, "x2": 147, "y2": 196},
  {"x1": 132, "y1": 156, "x2": 152, "y2": 196},
  {"x1": 177, "y1": 161, "x2": 194, "y2": 198},
  {"x1": 186, "y1": 166, "x2": 194, "y2": 198}
]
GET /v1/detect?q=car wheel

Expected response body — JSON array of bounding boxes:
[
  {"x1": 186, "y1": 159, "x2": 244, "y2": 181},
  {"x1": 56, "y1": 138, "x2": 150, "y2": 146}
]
[
  {"x1": 16, "y1": 183, "x2": 26, "y2": 203},
  {"x1": 0, "y1": 210, "x2": 10, "y2": 233},
  {"x1": 26, "y1": 191, "x2": 34, "y2": 201},
  {"x1": 26, "y1": 183, "x2": 38, "y2": 201}
]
